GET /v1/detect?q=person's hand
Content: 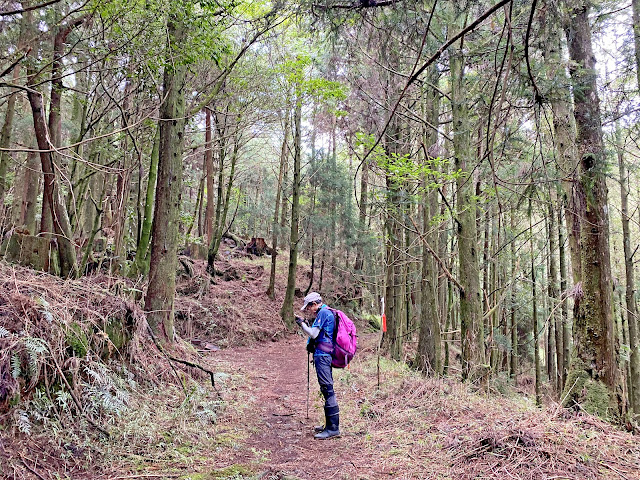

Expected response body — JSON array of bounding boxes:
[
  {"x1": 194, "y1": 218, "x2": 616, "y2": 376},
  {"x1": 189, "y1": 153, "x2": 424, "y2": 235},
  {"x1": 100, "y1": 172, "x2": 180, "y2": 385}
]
[{"x1": 295, "y1": 315, "x2": 305, "y2": 326}]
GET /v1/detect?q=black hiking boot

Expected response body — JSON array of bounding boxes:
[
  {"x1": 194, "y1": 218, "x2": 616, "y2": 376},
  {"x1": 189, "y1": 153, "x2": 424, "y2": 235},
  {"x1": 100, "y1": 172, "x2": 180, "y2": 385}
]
[
  {"x1": 314, "y1": 410, "x2": 329, "y2": 433},
  {"x1": 314, "y1": 414, "x2": 340, "y2": 439}
]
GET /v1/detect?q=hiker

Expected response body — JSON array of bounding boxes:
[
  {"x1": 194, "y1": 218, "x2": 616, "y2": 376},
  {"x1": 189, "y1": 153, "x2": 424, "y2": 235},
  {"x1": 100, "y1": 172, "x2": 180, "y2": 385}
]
[{"x1": 295, "y1": 291, "x2": 340, "y2": 439}]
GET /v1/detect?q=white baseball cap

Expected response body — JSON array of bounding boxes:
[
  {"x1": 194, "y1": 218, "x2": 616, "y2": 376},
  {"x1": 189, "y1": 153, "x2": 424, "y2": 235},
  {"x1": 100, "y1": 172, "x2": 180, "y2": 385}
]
[{"x1": 301, "y1": 292, "x2": 322, "y2": 310}]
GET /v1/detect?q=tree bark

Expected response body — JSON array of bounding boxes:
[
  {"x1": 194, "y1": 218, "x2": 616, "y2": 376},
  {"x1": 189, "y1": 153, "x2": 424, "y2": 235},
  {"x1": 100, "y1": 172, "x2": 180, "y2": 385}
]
[
  {"x1": 204, "y1": 107, "x2": 215, "y2": 243},
  {"x1": 450, "y1": 15, "x2": 483, "y2": 380},
  {"x1": 542, "y1": 3, "x2": 581, "y2": 284},
  {"x1": 510, "y1": 205, "x2": 518, "y2": 383},
  {"x1": 130, "y1": 126, "x2": 160, "y2": 278},
  {"x1": 617, "y1": 123, "x2": 640, "y2": 418},
  {"x1": 558, "y1": 205, "x2": 570, "y2": 389},
  {"x1": 24, "y1": 13, "x2": 84, "y2": 278},
  {"x1": 280, "y1": 91, "x2": 302, "y2": 329},
  {"x1": 416, "y1": 75, "x2": 441, "y2": 375},
  {"x1": 144, "y1": 15, "x2": 187, "y2": 343},
  {"x1": 529, "y1": 197, "x2": 541, "y2": 406},
  {"x1": 632, "y1": 0, "x2": 640, "y2": 90},
  {"x1": 0, "y1": 67, "x2": 20, "y2": 211},
  {"x1": 267, "y1": 114, "x2": 289, "y2": 299},
  {"x1": 561, "y1": 1, "x2": 619, "y2": 417},
  {"x1": 548, "y1": 195, "x2": 561, "y2": 392},
  {"x1": 15, "y1": 151, "x2": 40, "y2": 234}
]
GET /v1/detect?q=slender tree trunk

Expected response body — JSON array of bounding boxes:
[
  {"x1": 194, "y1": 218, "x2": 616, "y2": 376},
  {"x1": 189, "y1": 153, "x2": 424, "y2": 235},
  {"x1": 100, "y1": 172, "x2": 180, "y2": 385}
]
[
  {"x1": 510, "y1": 205, "x2": 518, "y2": 383},
  {"x1": 130, "y1": 126, "x2": 160, "y2": 278},
  {"x1": 185, "y1": 174, "x2": 204, "y2": 238},
  {"x1": 562, "y1": 2, "x2": 619, "y2": 416},
  {"x1": 217, "y1": 136, "x2": 240, "y2": 241},
  {"x1": 548, "y1": 196, "x2": 561, "y2": 392},
  {"x1": 204, "y1": 107, "x2": 215, "y2": 243},
  {"x1": 207, "y1": 107, "x2": 229, "y2": 266},
  {"x1": 530, "y1": 198, "x2": 541, "y2": 406},
  {"x1": 144, "y1": 15, "x2": 187, "y2": 342},
  {"x1": 0, "y1": 68, "x2": 20, "y2": 212},
  {"x1": 24, "y1": 15, "x2": 83, "y2": 278},
  {"x1": 267, "y1": 115, "x2": 290, "y2": 299},
  {"x1": 280, "y1": 92, "x2": 302, "y2": 329},
  {"x1": 632, "y1": 0, "x2": 640, "y2": 90},
  {"x1": 617, "y1": 124, "x2": 640, "y2": 417},
  {"x1": 558, "y1": 205, "x2": 570, "y2": 389},
  {"x1": 15, "y1": 151, "x2": 40, "y2": 234},
  {"x1": 112, "y1": 81, "x2": 133, "y2": 274},
  {"x1": 197, "y1": 171, "x2": 204, "y2": 237}
]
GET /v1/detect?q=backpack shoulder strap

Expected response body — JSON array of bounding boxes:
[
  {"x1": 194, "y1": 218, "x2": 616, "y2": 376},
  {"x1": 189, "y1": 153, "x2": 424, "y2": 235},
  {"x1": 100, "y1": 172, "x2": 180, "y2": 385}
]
[{"x1": 327, "y1": 308, "x2": 340, "y2": 343}]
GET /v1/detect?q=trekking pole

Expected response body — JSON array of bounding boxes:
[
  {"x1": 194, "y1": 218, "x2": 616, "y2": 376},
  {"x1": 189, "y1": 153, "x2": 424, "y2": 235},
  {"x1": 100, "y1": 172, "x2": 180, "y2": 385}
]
[
  {"x1": 306, "y1": 351, "x2": 310, "y2": 419},
  {"x1": 378, "y1": 297, "x2": 385, "y2": 390}
]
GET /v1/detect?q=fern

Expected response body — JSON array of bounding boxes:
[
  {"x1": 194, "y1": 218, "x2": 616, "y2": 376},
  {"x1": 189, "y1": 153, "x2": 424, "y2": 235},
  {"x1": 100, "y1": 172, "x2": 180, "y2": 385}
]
[
  {"x1": 24, "y1": 337, "x2": 48, "y2": 380},
  {"x1": 11, "y1": 353, "x2": 21, "y2": 379},
  {"x1": 31, "y1": 388, "x2": 55, "y2": 424},
  {"x1": 0, "y1": 326, "x2": 9, "y2": 338},
  {"x1": 36, "y1": 297, "x2": 54, "y2": 323},
  {"x1": 83, "y1": 362, "x2": 130, "y2": 416},
  {"x1": 56, "y1": 390, "x2": 73, "y2": 411},
  {"x1": 15, "y1": 409, "x2": 31, "y2": 435}
]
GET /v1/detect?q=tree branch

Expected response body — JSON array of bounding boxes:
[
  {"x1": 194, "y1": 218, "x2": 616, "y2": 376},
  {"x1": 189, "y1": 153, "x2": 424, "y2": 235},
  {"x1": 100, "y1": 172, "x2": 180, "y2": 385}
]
[
  {"x1": 313, "y1": 0, "x2": 402, "y2": 9},
  {"x1": 0, "y1": 0, "x2": 63, "y2": 16}
]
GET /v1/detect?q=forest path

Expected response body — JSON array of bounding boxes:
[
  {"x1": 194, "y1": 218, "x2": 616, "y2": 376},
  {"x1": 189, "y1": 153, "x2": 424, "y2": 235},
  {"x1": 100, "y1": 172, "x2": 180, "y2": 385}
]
[{"x1": 207, "y1": 334, "x2": 416, "y2": 480}]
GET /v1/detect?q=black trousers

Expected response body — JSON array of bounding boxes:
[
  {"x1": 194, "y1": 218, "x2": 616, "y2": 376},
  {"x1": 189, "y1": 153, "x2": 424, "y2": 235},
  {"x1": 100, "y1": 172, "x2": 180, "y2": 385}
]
[{"x1": 314, "y1": 354, "x2": 339, "y2": 417}]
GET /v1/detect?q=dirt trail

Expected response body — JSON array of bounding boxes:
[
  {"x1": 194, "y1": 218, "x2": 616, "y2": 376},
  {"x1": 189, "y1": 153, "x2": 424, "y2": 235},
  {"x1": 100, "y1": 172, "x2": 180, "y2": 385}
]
[{"x1": 211, "y1": 335, "x2": 376, "y2": 480}]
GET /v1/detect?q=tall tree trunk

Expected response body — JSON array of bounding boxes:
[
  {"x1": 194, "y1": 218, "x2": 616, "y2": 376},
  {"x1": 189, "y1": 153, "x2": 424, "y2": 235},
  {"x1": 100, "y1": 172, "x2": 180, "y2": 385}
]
[
  {"x1": 561, "y1": 1, "x2": 619, "y2": 417},
  {"x1": 112, "y1": 81, "x2": 133, "y2": 274},
  {"x1": 548, "y1": 196, "x2": 561, "y2": 392},
  {"x1": 0, "y1": 67, "x2": 20, "y2": 212},
  {"x1": 382, "y1": 118, "x2": 405, "y2": 361},
  {"x1": 450, "y1": 15, "x2": 483, "y2": 380},
  {"x1": 207, "y1": 107, "x2": 229, "y2": 267},
  {"x1": 416, "y1": 185, "x2": 441, "y2": 374},
  {"x1": 280, "y1": 92, "x2": 302, "y2": 329},
  {"x1": 267, "y1": 115, "x2": 290, "y2": 299},
  {"x1": 144, "y1": 15, "x2": 187, "y2": 342},
  {"x1": 416, "y1": 76, "x2": 441, "y2": 375},
  {"x1": 26, "y1": 15, "x2": 81, "y2": 278},
  {"x1": 617, "y1": 123, "x2": 640, "y2": 417},
  {"x1": 510, "y1": 205, "x2": 518, "y2": 383},
  {"x1": 204, "y1": 107, "x2": 215, "y2": 243},
  {"x1": 543, "y1": 2, "x2": 581, "y2": 284},
  {"x1": 216, "y1": 135, "x2": 240, "y2": 244},
  {"x1": 530, "y1": 197, "x2": 541, "y2": 406},
  {"x1": 558, "y1": 205, "x2": 570, "y2": 389},
  {"x1": 632, "y1": 0, "x2": 640, "y2": 90}
]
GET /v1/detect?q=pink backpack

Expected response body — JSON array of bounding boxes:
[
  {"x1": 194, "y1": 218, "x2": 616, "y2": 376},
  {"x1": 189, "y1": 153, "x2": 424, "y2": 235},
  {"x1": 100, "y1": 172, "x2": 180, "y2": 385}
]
[{"x1": 328, "y1": 309, "x2": 358, "y2": 368}]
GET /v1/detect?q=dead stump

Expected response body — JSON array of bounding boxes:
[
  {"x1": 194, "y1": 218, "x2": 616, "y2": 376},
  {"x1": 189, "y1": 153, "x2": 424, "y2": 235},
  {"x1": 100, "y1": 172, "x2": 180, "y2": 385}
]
[{"x1": 246, "y1": 237, "x2": 273, "y2": 256}]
